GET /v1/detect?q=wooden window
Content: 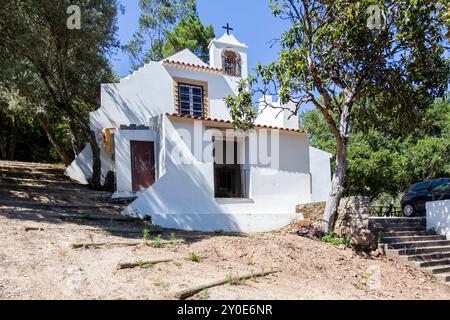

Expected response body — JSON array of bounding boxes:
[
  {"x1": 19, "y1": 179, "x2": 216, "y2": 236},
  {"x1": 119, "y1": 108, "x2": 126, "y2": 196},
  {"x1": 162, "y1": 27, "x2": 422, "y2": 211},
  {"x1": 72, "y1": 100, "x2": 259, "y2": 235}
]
[
  {"x1": 173, "y1": 77, "x2": 208, "y2": 117},
  {"x1": 178, "y1": 83, "x2": 203, "y2": 117}
]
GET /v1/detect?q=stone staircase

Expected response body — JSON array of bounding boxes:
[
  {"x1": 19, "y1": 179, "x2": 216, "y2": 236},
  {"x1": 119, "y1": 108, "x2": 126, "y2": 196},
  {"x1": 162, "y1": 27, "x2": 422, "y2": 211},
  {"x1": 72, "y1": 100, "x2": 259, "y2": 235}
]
[{"x1": 369, "y1": 217, "x2": 450, "y2": 285}]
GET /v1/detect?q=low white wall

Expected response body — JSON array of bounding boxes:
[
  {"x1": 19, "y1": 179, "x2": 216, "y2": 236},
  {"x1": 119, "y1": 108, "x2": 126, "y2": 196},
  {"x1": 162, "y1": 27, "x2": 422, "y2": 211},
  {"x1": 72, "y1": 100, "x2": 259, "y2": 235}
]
[
  {"x1": 309, "y1": 146, "x2": 332, "y2": 202},
  {"x1": 426, "y1": 200, "x2": 450, "y2": 239}
]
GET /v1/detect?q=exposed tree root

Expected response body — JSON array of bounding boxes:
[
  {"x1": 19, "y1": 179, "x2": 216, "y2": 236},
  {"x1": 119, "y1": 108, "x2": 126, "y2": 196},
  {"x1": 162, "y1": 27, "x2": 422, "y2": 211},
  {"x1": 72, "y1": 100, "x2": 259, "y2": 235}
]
[
  {"x1": 172, "y1": 269, "x2": 279, "y2": 299},
  {"x1": 71, "y1": 242, "x2": 142, "y2": 249},
  {"x1": 117, "y1": 254, "x2": 206, "y2": 270},
  {"x1": 117, "y1": 258, "x2": 174, "y2": 270},
  {"x1": 24, "y1": 227, "x2": 44, "y2": 232}
]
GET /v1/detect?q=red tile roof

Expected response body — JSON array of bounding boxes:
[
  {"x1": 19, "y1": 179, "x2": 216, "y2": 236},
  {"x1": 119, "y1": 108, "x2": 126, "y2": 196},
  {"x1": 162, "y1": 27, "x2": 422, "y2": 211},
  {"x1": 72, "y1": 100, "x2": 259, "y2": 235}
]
[
  {"x1": 166, "y1": 113, "x2": 307, "y2": 134},
  {"x1": 163, "y1": 60, "x2": 223, "y2": 73}
]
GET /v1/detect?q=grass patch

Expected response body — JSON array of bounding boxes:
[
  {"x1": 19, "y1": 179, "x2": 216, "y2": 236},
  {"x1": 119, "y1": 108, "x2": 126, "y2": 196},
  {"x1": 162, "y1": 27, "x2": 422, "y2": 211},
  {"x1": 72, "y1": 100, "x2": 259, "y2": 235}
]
[
  {"x1": 152, "y1": 234, "x2": 163, "y2": 248},
  {"x1": 136, "y1": 260, "x2": 152, "y2": 269},
  {"x1": 197, "y1": 289, "x2": 210, "y2": 300},
  {"x1": 189, "y1": 252, "x2": 200, "y2": 262},
  {"x1": 142, "y1": 227, "x2": 150, "y2": 244},
  {"x1": 321, "y1": 233, "x2": 351, "y2": 247}
]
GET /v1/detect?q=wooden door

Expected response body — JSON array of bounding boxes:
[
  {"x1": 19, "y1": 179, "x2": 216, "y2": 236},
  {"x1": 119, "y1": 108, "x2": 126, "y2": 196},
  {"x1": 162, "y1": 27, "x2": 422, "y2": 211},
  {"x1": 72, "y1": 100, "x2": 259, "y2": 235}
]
[{"x1": 130, "y1": 141, "x2": 155, "y2": 192}]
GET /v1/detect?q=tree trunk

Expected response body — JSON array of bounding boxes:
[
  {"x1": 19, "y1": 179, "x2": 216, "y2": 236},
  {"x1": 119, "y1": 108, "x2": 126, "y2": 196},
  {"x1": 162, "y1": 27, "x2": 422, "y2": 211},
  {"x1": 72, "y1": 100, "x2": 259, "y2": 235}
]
[
  {"x1": 63, "y1": 106, "x2": 102, "y2": 190},
  {"x1": 7, "y1": 117, "x2": 17, "y2": 160},
  {"x1": 0, "y1": 144, "x2": 6, "y2": 159},
  {"x1": 67, "y1": 117, "x2": 82, "y2": 157},
  {"x1": 88, "y1": 129, "x2": 102, "y2": 190},
  {"x1": 322, "y1": 95, "x2": 352, "y2": 234},
  {"x1": 322, "y1": 139, "x2": 348, "y2": 233},
  {"x1": 38, "y1": 117, "x2": 72, "y2": 166}
]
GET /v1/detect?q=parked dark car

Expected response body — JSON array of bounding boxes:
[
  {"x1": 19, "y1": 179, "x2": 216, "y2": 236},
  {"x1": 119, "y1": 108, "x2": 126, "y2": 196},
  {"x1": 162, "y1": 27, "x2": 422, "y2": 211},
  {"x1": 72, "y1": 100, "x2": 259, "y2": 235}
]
[{"x1": 401, "y1": 178, "x2": 450, "y2": 217}]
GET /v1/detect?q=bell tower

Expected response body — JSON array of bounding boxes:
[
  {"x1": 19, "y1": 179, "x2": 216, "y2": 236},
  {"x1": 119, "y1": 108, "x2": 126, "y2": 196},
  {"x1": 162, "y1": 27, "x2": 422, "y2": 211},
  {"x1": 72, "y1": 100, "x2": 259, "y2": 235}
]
[{"x1": 209, "y1": 24, "x2": 248, "y2": 78}]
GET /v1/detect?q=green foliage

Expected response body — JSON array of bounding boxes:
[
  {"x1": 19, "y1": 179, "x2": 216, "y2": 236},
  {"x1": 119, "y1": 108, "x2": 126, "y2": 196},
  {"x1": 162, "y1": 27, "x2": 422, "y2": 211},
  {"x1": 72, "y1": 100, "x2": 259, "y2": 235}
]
[
  {"x1": 197, "y1": 289, "x2": 210, "y2": 300},
  {"x1": 142, "y1": 227, "x2": 150, "y2": 243},
  {"x1": 152, "y1": 234, "x2": 163, "y2": 248},
  {"x1": 226, "y1": 1, "x2": 448, "y2": 218},
  {"x1": 162, "y1": 16, "x2": 215, "y2": 62},
  {"x1": 188, "y1": 252, "x2": 200, "y2": 262},
  {"x1": 321, "y1": 234, "x2": 351, "y2": 247},
  {"x1": 126, "y1": 0, "x2": 197, "y2": 68},
  {"x1": 173, "y1": 261, "x2": 182, "y2": 267},
  {"x1": 226, "y1": 272, "x2": 233, "y2": 285},
  {"x1": 301, "y1": 98, "x2": 450, "y2": 200},
  {"x1": 137, "y1": 260, "x2": 152, "y2": 268},
  {"x1": 224, "y1": 78, "x2": 258, "y2": 130},
  {"x1": 0, "y1": 0, "x2": 119, "y2": 164}
]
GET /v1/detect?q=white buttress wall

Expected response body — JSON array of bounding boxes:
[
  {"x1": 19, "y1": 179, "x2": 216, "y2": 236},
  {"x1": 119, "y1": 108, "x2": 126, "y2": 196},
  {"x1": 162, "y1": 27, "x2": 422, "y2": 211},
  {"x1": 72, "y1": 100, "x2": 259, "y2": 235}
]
[
  {"x1": 309, "y1": 146, "x2": 332, "y2": 202},
  {"x1": 426, "y1": 200, "x2": 450, "y2": 239}
]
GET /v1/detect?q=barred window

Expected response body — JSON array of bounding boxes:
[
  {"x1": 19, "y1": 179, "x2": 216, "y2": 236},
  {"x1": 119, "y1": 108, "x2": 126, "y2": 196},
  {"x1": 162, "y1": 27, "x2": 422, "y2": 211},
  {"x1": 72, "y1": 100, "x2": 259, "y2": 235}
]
[{"x1": 178, "y1": 83, "x2": 203, "y2": 117}]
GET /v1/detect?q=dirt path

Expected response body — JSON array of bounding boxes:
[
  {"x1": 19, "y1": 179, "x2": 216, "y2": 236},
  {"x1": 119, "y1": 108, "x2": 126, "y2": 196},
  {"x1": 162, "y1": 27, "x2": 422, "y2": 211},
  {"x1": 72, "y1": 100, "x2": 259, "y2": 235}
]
[{"x1": 1, "y1": 161, "x2": 449, "y2": 300}]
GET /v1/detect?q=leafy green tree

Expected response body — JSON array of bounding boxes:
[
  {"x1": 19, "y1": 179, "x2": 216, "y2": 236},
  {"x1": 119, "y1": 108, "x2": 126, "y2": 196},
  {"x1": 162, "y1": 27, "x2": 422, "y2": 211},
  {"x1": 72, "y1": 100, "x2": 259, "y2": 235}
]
[
  {"x1": 162, "y1": 16, "x2": 215, "y2": 62},
  {"x1": 0, "y1": 0, "x2": 120, "y2": 188},
  {"x1": 301, "y1": 98, "x2": 450, "y2": 202},
  {"x1": 226, "y1": 0, "x2": 449, "y2": 232},
  {"x1": 126, "y1": 0, "x2": 196, "y2": 68}
]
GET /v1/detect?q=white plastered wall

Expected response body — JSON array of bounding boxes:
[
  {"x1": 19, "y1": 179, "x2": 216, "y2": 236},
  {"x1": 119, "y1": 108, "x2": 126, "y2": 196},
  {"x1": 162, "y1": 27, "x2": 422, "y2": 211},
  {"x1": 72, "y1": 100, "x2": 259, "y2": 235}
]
[
  {"x1": 309, "y1": 146, "x2": 332, "y2": 202},
  {"x1": 124, "y1": 116, "x2": 311, "y2": 232},
  {"x1": 255, "y1": 97, "x2": 299, "y2": 130},
  {"x1": 166, "y1": 67, "x2": 238, "y2": 121},
  {"x1": 64, "y1": 143, "x2": 113, "y2": 185},
  {"x1": 426, "y1": 200, "x2": 450, "y2": 239},
  {"x1": 114, "y1": 130, "x2": 157, "y2": 195}
]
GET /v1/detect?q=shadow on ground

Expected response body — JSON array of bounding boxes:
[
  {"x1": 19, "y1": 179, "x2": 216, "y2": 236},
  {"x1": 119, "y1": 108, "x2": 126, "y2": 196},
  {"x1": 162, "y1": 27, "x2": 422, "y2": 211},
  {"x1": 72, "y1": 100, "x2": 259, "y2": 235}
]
[{"x1": 0, "y1": 160, "x2": 246, "y2": 244}]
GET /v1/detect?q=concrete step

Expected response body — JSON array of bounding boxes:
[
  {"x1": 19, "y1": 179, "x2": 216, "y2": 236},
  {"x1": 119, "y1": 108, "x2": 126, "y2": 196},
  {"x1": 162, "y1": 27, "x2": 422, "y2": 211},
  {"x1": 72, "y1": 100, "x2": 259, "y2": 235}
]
[
  {"x1": 0, "y1": 186, "x2": 109, "y2": 197},
  {"x1": 0, "y1": 161, "x2": 64, "y2": 171},
  {"x1": 369, "y1": 218, "x2": 427, "y2": 226},
  {"x1": 372, "y1": 226, "x2": 426, "y2": 233},
  {"x1": 398, "y1": 246, "x2": 450, "y2": 256},
  {"x1": 380, "y1": 230, "x2": 432, "y2": 237},
  {"x1": 0, "y1": 176, "x2": 75, "y2": 187},
  {"x1": 423, "y1": 265, "x2": 450, "y2": 275},
  {"x1": 369, "y1": 217, "x2": 425, "y2": 224},
  {"x1": 417, "y1": 258, "x2": 450, "y2": 268},
  {"x1": 369, "y1": 217, "x2": 425, "y2": 221},
  {"x1": 407, "y1": 252, "x2": 450, "y2": 262},
  {"x1": 381, "y1": 235, "x2": 446, "y2": 243},
  {"x1": 0, "y1": 183, "x2": 92, "y2": 193},
  {"x1": 0, "y1": 168, "x2": 65, "y2": 177},
  {"x1": 388, "y1": 240, "x2": 450, "y2": 249},
  {"x1": 0, "y1": 198, "x2": 117, "y2": 210},
  {"x1": 435, "y1": 273, "x2": 450, "y2": 282},
  {"x1": 0, "y1": 204, "x2": 123, "y2": 216}
]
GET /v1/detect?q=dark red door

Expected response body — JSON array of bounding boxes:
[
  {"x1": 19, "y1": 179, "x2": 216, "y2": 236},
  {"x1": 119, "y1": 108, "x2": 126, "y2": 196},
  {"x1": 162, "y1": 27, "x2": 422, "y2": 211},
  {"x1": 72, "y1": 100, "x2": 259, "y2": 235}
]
[{"x1": 130, "y1": 141, "x2": 155, "y2": 192}]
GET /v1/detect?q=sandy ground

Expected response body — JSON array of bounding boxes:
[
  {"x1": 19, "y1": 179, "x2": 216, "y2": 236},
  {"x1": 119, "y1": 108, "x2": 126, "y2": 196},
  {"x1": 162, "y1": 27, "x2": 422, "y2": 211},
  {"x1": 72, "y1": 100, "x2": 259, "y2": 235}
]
[{"x1": 1, "y1": 161, "x2": 450, "y2": 300}]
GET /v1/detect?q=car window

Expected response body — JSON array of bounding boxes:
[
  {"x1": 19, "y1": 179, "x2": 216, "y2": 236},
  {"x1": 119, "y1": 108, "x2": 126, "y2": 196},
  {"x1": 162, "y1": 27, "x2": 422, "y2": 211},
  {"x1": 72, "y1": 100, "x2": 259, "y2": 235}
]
[
  {"x1": 432, "y1": 180, "x2": 450, "y2": 192},
  {"x1": 412, "y1": 181, "x2": 430, "y2": 192}
]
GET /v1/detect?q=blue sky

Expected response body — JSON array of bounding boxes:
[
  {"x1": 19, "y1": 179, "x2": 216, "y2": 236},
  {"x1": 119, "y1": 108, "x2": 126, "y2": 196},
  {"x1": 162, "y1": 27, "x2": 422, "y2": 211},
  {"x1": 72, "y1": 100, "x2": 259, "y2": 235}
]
[{"x1": 111, "y1": 0, "x2": 290, "y2": 78}]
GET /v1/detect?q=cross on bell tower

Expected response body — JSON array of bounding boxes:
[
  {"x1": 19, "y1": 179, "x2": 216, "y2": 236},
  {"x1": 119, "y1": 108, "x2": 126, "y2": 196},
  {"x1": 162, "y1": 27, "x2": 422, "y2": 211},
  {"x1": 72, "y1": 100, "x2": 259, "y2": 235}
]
[{"x1": 222, "y1": 23, "x2": 233, "y2": 35}]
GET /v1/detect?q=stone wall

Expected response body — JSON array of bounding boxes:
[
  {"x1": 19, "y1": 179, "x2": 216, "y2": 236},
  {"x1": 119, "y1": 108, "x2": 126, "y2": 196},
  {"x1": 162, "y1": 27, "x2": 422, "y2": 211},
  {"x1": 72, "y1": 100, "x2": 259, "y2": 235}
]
[
  {"x1": 296, "y1": 202, "x2": 326, "y2": 222},
  {"x1": 335, "y1": 196, "x2": 376, "y2": 250}
]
